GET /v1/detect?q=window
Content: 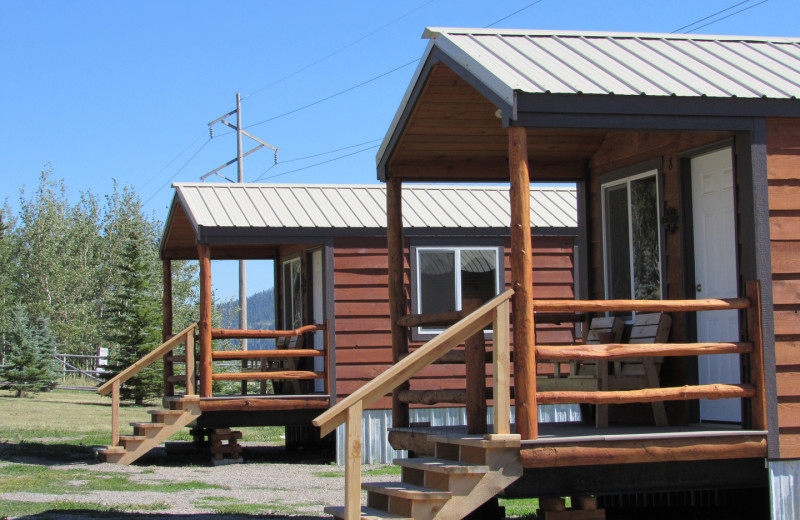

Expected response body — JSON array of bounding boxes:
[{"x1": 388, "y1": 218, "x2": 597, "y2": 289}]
[
  {"x1": 282, "y1": 257, "x2": 302, "y2": 329},
  {"x1": 415, "y1": 246, "x2": 501, "y2": 333},
  {"x1": 601, "y1": 170, "x2": 662, "y2": 305}
]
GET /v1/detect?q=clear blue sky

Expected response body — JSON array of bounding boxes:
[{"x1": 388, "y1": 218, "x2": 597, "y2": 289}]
[{"x1": 1, "y1": 0, "x2": 797, "y2": 299}]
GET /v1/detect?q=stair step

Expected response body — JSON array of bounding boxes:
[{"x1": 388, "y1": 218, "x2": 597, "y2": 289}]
[
  {"x1": 130, "y1": 422, "x2": 164, "y2": 429},
  {"x1": 427, "y1": 433, "x2": 521, "y2": 448},
  {"x1": 362, "y1": 482, "x2": 451, "y2": 501},
  {"x1": 324, "y1": 505, "x2": 413, "y2": 520},
  {"x1": 119, "y1": 435, "x2": 146, "y2": 443},
  {"x1": 147, "y1": 409, "x2": 185, "y2": 416},
  {"x1": 394, "y1": 457, "x2": 489, "y2": 474},
  {"x1": 96, "y1": 446, "x2": 126, "y2": 454}
]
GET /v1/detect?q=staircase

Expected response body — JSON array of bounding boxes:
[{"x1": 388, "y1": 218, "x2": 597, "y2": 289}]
[
  {"x1": 326, "y1": 432, "x2": 522, "y2": 520},
  {"x1": 96, "y1": 395, "x2": 201, "y2": 465}
]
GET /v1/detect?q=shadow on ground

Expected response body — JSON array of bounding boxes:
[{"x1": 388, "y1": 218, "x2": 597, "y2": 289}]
[{"x1": 9, "y1": 511, "x2": 327, "y2": 520}]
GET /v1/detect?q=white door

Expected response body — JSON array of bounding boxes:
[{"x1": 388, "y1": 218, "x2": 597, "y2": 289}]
[{"x1": 692, "y1": 147, "x2": 741, "y2": 423}]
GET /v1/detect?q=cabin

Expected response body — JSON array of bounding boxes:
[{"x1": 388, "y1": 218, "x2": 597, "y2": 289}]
[
  {"x1": 311, "y1": 29, "x2": 800, "y2": 520},
  {"x1": 95, "y1": 183, "x2": 579, "y2": 465}
]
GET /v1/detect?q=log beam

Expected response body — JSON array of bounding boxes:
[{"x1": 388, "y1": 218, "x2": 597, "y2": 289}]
[
  {"x1": 211, "y1": 370, "x2": 322, "y2": 381},
  {"x1": 533, "y1": 298, "x2": 750, "y2": 312},
  {"x1": 535, "y1": 342, "x2": 753, "y2": 361},
  {"x1": 509, "y1": 125, "x2": 537, "y2": 440},
  {"x1": 212, "y1": 349, "x2": 324, "y2": 360}
]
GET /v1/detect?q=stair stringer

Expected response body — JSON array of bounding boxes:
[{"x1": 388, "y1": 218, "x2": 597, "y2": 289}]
[
  {"x1": 429, "y1": 436, "x2": 522, "y2": 520},
  {"x1": 100, "y1": 397, "x2": 201, "y2": 465}
]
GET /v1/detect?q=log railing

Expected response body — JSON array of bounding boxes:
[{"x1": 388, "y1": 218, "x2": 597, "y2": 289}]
[
  {"x1": 97, "y1": 323, "x2": 197, "y2": 447},
  {"x1": 313, "y1": 290, "x2": 514, "y2": 520},
  {"x1": 530, "y1": 280, "x2": 767, "y2": 434},
  {"x1": 199, "y1": 322, "x2": 330, "y2": 398}
]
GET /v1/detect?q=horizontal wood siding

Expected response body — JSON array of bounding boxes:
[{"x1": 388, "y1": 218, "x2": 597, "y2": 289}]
[
  {"x1": 333, "y1": 234, "x2": 575, "y2": 409},
  {"x1": 767, "y1": 117, "x2": 800, "y2": 459}
]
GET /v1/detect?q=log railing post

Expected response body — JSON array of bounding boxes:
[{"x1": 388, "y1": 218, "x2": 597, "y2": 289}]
[
  {"x1": 464, "y1": 297, "x2": 487, "y2": 434},
  {"x1": 509, "y1": 125, "x2": 537, "y2": 440},
  {"x1": 345, "y1": 401, "x2": 362, "y2": 520},
  {"x1": 746, "y1": 280, "x2": 767, "y2": 430},
  {"x1": 111, "y1": 380, "x2": 120, "y2": 447},
  {"x1": 492, "y1": 299, "x2": 511, "y2": 436},
  {"x1": 185, "y1": 328, "x2": 196, "y2": 395},
  {"x1": 162, "y1": 259, "x2": 174, "y2": 397},
  {"x1": 387, "y1": 177, "x2": 409, "y2": 428},
  {"x1": 198, "y1": 243, "x2": 213, "y2": 398}
]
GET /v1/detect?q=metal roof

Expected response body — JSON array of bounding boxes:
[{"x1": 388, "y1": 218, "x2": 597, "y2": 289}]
[
  {"x1": 171, "y1": 183, "x2": 577, "y2": 231},
  {"x1": 425, "y1": 28, "x2": 800, "y2": 103}
]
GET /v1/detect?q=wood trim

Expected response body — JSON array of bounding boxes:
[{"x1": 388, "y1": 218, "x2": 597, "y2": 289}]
[
  {"x1": 198, "y1": 396, "x2": 330, "y2": 412},
  {"x1": 747, "y1": 281, "x2": 768, "y2": 431},
  {"x1": 210, "y1": 324, "x2": 323, "y2": 339},
  {"x1": 509, "y1": 125, "x2": 537, "y2": 440},
  {"x1": 211, "y1": 371, "x2": 322, "y2": 381},
  {"x1": 520, "y1": 435, "x2": 767, "y2": 468}
]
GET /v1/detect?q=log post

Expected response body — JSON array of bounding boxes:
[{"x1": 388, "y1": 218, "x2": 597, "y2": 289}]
[
  {"x1": 747, "y1": 280, "x2": 767, "y2": 431},
  {"x1": 162, "y1": 259, "x2": 174, "y2": 397},
  {"x1": 198, "y1": 243, "x2": 213, "y2": 398},
  {"x1": 464, "y1": 297, "x2": 487, "y2": 434},
  {"x1": 111, "y1": 380, "x2": 120, "y2": 447},
  {"x1": 509, "y1": 126, "x2": 537, "y2": 440},
  {"x1": 387, "y1": 177, "x2": 410, "y2": 428},
  {"x1": 344, "y1": 401, "x2": 362, "y2": 520},
  {"x1": 493, "y1": 298, "x2": 511, "y2": 435},
  {"x1": 185, "y1": 328, "x2": 195, "y2": 395}
]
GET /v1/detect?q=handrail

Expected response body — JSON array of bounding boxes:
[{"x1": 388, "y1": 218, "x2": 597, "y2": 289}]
[
  {"x1": 97, "y1": 322, "x2": 197, "y2": 447},
  {"x1": 211, "y1": 324, "x2": 323, "y2": 339},
  {"x1": 533, "y1": 297, "x2": 750, "y2": 312},
  {"x1": 313, "y1": 289, "x2": 514, "y2": 437},
  {"x1": 97, "y1": 323, "x2": 197, "y2": 396},
  {"x1": 313, "y1": 290, "x2": 513, "y2": 520}
]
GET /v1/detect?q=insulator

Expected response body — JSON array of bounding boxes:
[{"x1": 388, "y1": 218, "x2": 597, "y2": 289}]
[
  {"x1": 274, "y1": 150, "x2": 278, "y2": 164},
  {"x1": 209, "y1": 126, "x2": 214, "y2": 138}
]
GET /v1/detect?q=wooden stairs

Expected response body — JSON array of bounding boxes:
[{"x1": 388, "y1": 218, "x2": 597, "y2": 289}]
[
  {"x1": 326, "y1": 432, "x2": 522, "y2": 520},
  {"x1": 96, "y1": 395, "x2": 201, "y2": 465}
]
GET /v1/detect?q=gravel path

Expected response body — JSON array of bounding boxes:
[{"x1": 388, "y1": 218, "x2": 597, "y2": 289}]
[{"x1": 0, "y1": 444, "x2": 401, "y2": 519}]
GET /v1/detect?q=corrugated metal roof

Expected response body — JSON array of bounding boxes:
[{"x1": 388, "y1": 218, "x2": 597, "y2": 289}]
[
  {"x1": 423, "y1": 28, "x2": 800, "y2": 106},
  {"x1": 172, "y1": 183, "x2": 577, "y2": 231}
]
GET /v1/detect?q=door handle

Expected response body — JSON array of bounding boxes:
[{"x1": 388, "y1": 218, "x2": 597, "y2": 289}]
[{"x1": 696, "y1": 284, "x2": 702, "y2": 293}]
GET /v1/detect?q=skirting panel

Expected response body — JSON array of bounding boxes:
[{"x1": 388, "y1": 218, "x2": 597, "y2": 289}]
[{"x1": 770, "y1": 459, "x2": 800, "y2": 520}]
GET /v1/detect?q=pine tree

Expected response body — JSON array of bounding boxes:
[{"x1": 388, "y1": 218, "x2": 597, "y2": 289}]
[
  {"x1": 103, "y1": 231, "x2": 162, "y2": 405},
  {"x1": 1, "y1": 305, "x2": 56, "y2": 397}
]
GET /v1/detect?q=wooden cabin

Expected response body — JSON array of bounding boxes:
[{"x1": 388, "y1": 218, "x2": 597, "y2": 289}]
[
  {"x1": 96, "y1": 183, "x2": 579, "y2": 465},
  {"x1": 312, "y1": 29, "x2": 800, "y2": 520}
]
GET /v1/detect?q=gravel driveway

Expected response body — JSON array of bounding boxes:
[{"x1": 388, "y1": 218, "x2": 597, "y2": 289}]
[{"x1": 0, "y1": 444, "x2": 401, "y2": 519}]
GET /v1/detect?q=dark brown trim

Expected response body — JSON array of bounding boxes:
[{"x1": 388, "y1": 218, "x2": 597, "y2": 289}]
[{"x1": 323, "y1": 241, "x2": 337, "y2": 405}]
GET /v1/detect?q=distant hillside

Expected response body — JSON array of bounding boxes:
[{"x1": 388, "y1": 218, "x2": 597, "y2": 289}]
[{"x1": 216, "y1": 288, "x2": 276, "y2": 349}]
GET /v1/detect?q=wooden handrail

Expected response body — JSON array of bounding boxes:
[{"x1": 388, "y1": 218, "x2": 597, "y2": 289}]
[
  {"x1": 211, "y1": 323, "x2": 324, "y2": 339},
  {"x1": 532, "y1": 297, "x2": 750, "y2": 312},
  {"x1": 536, "y1": 342, "x2": 753, "y2": 361},
  {"x1": 212, "y1": 349, "x2": 324, "y2": 360},
  {"x1": 97, "y1": 323, "x2": 197, "y2": 396},
  {"x1": 313, "y1": 289, "x2": 514, "y2": 437}
]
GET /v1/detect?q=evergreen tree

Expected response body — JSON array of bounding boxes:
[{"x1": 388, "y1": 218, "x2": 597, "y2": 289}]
[
  {"x1": 103, "y1": 231, "x2": 162, "y2": 404},
  {"x1": 1, "y1": 305, "x2": 56, "y2": 397}
]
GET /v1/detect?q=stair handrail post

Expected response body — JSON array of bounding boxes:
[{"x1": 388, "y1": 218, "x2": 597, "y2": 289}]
[
  {"x1": 344, "y1": 401, "x2": 362, "y2": 520},
  {"x1": 111, "y1": 380, "x2": 120, "y2": 447},
  {"x1": 185, "y1": 327, "x2": 196, "y2": 396},
  {"x1": 492, "y1": 298, "x2": 512, "y2": 436}
]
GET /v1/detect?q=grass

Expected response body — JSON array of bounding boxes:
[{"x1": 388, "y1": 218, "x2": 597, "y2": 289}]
[
  {"x1": 0, "y1": 499, "x2": 171, "y2": 518},
  {"x1": 313, "y1": 465, "x2": 401, "y2": 478},
  {"x1": 0, "y1": 388, "x2": 285, "y2": 449},
  {"x1": 0, "y1": 463, "x2": 226, "y2": 494},
  {"x1": 500, "y1": 497, "x2": 540, "y2": 518}
]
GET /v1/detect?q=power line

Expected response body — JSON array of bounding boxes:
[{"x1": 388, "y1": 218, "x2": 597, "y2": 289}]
[
  {"x1": 485, "y1": 0, "x2": 546, "y2": 28},
  {"x1": 671, "y1": 0, "x2": 765, "y2": 33},
  {"x1": 244, "y1": 0, "x2": 436, "y2": 99},
  {"x1": 252, "y1": 138, "x2": 383, "y2": 181},
  {"x1": 143, "y1": 138, "x2": 211, "y2": 206},
  {"x1": 245, "y1": 59, "x2": 419, "y2": 129},
  {"x1": 256, "y1": 144, "x2": 380, "y2": 182},
  {"x1": 685, "y1": 0, "x2": 769, "y2": 33},
  {"x1": 138, "y1": 132, "x2": 206, "y2": 192}
]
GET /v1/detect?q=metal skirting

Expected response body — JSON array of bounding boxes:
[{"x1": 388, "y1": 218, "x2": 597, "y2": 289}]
[
  {"x1": 335, "y1": 404, "x2": 580, "y2": 464},
  {"x1": 770, "y1": 459, "x2": 800, "y2": 520}
]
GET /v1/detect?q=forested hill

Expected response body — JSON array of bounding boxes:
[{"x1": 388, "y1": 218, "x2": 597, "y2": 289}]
[{"x1": 216, "y1": 288, "x2": 276, "y2": 349}]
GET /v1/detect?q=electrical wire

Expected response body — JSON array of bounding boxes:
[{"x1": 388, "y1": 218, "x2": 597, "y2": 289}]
[
  {"x1": 244, "y1": 0, "x2": 436, "y2": 99},
  {"x1": 684, "y1": 0, "x2": 769, "y2": 33},
  {"x1": 256, "y1": 144, "x2": 380, "y2": 182},
  {"x1": 142, "y1": 138, "x2": 211, "y2": 206},
  {"x1": 245, "y1": 60, "x2": 419, "y2": 129},
  {"x1": 485, "y1": 0, "x2": 546, "y2": 28},
  {"x1": 252, "y1": 138, "x2": 382, "y2": 181},
  {"x1": 671, "y1": 0, "x2": 766, "y2": 33},
  {"x1": 137, "y1": 132, "x2": 207, "y2": 192}
]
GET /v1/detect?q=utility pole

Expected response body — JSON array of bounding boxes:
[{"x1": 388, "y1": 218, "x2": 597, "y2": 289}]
[{"x1": 204, "y1": 94, "x2": 278, "y2": 359}]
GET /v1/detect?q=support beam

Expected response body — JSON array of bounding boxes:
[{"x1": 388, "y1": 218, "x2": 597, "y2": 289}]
[
  {"x1": 387, "y1": 177, "x2": 409, "y2": 428},
  {"x1": 162, "y1": 259, "x2": 174, "y2": 397},
  {"x1": 198, "y1": 243, "x2": 213, "y2": 398},
  {"x1": 509, "y1": 126, "x2": 537, "y2": 440},
  {"x1": 464, "y1": 297, "x2": 487, "y2": 434}
]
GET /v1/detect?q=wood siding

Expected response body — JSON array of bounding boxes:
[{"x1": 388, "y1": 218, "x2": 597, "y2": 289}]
[
  {"x1": 332, "y1": 235, "x2": 576, "y2": 409},
  {"x1": 767, "y1": 118, "x2": 800, "y2": 459}
]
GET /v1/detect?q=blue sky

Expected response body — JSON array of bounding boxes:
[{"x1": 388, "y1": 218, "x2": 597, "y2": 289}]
[{"x1": 1, "y1": 0, "x2": 797, "y2": 299}]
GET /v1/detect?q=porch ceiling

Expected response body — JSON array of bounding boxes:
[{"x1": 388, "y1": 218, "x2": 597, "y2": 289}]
[{"x1": 383, "y1": 64, "x2": 607, "y2": 181}]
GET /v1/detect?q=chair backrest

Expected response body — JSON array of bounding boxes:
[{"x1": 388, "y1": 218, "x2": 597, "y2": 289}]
[
  {"x1": 628, "y1": 313, "x2": 672, "y2": 344},
  {"x1": 585, "y1": 317, "x2": 625, "y2": 344}
]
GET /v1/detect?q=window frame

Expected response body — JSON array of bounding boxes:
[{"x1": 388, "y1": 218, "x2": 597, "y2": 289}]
[
  {"x1": 600, "y1": 164, "x2": 664, "y2": 310},
  {"x1": 410, "y1": 241, "x2": 504, "y2": 341},
  {"x1": 281, "y1": 255, "x2": 303, "y2": 330}
]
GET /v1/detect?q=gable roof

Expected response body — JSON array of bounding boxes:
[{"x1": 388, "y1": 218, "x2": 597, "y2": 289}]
[{"x1": 161, "y1": 183, "x2": 577, "y2": 259}]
